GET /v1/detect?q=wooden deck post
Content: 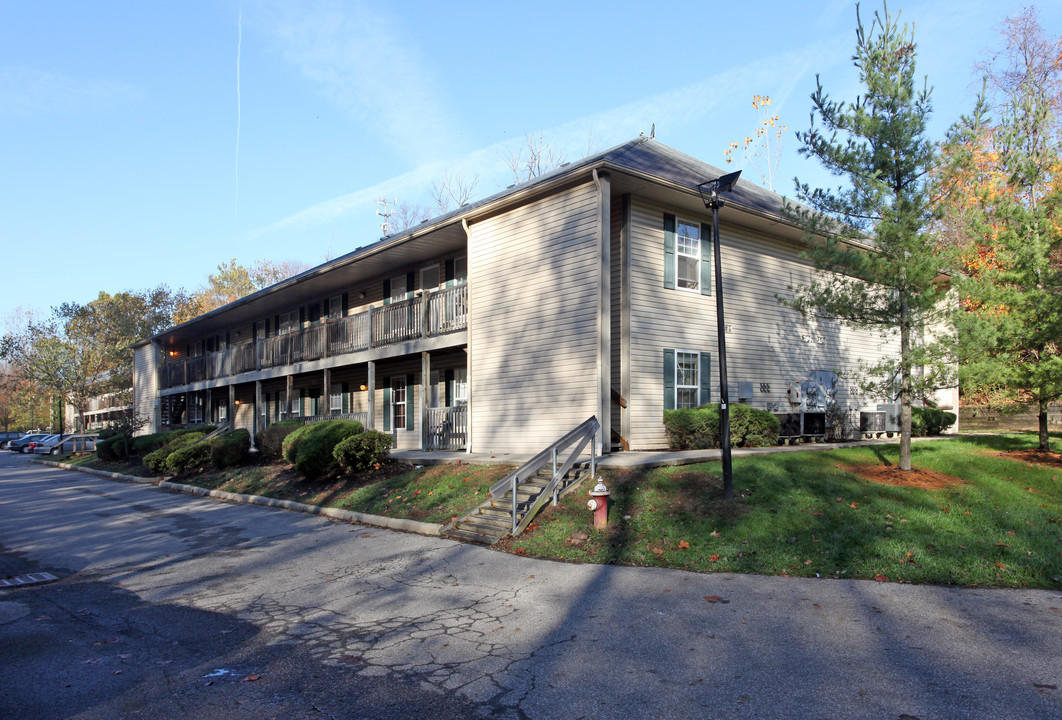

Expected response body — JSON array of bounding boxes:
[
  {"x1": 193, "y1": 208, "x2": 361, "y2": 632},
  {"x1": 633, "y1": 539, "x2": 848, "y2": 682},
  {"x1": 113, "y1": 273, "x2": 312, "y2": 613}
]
[{"x1": 367, "y1": 361, "x2": 375, "y2": 430}]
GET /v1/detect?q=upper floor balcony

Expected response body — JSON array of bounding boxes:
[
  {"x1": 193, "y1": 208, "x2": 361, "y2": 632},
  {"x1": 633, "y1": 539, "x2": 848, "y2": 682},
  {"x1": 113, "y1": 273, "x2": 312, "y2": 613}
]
[{"x1": 159, "y1": 284, "x2": 467, "y2": 390}]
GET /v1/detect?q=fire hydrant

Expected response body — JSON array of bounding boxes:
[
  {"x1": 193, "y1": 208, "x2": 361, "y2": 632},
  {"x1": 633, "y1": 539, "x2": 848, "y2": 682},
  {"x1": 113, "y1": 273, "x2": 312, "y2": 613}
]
[{"x1": 587, "y1": 479, "x2": 610, "y2": 530}]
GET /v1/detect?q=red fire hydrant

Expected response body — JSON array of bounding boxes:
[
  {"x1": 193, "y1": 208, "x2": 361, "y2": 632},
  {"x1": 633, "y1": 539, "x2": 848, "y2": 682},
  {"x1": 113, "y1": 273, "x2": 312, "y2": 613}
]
[{"x1": 587, "y1": 479, "x2": 610, "y2": 530}]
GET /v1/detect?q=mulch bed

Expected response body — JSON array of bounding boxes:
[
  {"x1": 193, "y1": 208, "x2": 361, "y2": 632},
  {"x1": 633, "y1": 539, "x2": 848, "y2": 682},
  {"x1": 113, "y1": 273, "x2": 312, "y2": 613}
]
[
  {"x1": 843, "y1": 463, "x2": 964, "y2": 490},
  {"x1": 998, "y1": 449, "x2": 1062, "y2": 469}
]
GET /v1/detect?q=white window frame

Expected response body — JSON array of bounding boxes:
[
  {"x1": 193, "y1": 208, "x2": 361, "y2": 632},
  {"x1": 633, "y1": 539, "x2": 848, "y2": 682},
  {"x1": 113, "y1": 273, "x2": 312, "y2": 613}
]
[
  {"x1": 675, "y1": 219, "x2": 701, "y2": 292},
  {"x1": 675, "y1": 350, "x2": 700, "y2": 409},
  {"x1": 389, "y1": 273, "x2": 408, "y2": 302},
  {"x1": 391, "y1": 377, "x2": 407, "y2": 430},
  {"x1": 277, "y1": 391, "x2": 287, "y2": 420},
  {"x1": 328, "y1": 295, "x2": 343, "y2": 321},
  {"x1": 218, "y1": 403, "x2": 227, "y2": 421},
  {"x1": 454, "y1": 256, "x2": 468, "y2": 285},
  {"x1": 453, "y1": 367, "x2": 468, "y2": 406},
  {"x1": 421, "y1": 264, "x2": 440, "y2": 293},
  {"x1": 278, "y1": 311, "x2": 297, "y2": 335},
  {"x1": 329, "y1": 383, "x2": 343, "y2": 413}
]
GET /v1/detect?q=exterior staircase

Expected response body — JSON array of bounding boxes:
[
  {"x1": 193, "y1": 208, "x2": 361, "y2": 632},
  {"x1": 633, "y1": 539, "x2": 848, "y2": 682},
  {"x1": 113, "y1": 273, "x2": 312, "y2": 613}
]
[{"x1": 441, "y1": 416, "x2": 600, "y2": 545}]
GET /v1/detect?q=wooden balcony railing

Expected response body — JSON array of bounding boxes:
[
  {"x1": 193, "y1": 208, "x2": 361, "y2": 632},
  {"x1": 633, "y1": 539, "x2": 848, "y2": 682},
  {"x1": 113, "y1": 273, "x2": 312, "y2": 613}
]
[{"x1": 160, "y1": 285, "x2": 466, "y2": 389}]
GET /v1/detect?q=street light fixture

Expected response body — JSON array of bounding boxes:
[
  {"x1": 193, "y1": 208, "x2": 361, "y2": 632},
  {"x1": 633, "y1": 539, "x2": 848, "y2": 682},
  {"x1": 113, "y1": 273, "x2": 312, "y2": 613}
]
[{"x1": 697, "y1": 170, "x2": 742, "y2": 502}]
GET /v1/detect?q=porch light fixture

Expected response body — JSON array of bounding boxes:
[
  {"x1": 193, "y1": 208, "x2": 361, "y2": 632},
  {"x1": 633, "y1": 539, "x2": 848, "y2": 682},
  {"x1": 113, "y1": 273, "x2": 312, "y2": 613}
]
[
  {"x1": 168, "y1": 350, "x2": 179, "y2": 357},
  {"x1": 697, "y1": 170, "x2": 742, "y2": 502},
  {"x1": 359, "y1": 384, "x2": 368, "y2": 391}
]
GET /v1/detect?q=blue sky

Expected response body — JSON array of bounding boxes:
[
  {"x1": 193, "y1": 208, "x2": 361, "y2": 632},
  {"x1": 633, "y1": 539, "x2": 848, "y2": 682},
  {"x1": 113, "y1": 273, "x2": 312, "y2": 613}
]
[{"x1": 3, "y1": 0, "x2": 1060, "y2": 323}]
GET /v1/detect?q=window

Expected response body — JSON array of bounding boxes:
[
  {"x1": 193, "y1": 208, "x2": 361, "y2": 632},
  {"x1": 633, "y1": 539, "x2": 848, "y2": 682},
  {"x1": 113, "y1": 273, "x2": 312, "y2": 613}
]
[
  {"x1": 453, "y1": 368, "x2": 468, "y2": 406},
  {"x1": 391, "y1": 377, "x2": 406, "y2": 430},
  {"x1": 675, "y1": 351, "x2": 700, "y2": 409},
  {"x1": 454, "y1": 256, "x2": 467, "y2": 284},
  {"x1": 664, "y1": 349, "x2": 710, "y2": 411},
  {"x1": 330, "y1": 384, "x2": 343, "y2": 412},
  {"x1": 328, "y1": 295, "x2": 343, "y2": 320},
  {"x1": 278, "y1": 311, "x2": 297, "y2": 335},
  {"x1": 421, "y1": 264, "x2": 440, "y2": 293},
  {"x1": 389, "y1": 273, "x2": 407, "y2": 302},
  {"x1": 676, "y1": 220, "x2": 701, "y2": 291},
  {"x1": 277, "y1": 391, "x2": 286, "y2": 420},
  {"x1": 218, "y1": 403, "x2": 227, "y2": 421}
]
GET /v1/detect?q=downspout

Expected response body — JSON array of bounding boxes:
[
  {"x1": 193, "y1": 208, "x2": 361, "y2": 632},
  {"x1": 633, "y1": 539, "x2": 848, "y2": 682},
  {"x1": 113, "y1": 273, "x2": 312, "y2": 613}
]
[
  {"x1": 461, "y1": 217, "x2": 473, "y2": 454},
  {"x1": 593, "y1": 169, "x2": 611, "y2": 455}
]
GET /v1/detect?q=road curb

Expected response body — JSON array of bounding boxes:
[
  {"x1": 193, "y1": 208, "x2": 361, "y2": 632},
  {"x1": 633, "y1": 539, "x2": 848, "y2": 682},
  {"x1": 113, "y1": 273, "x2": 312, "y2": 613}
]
[
  {"x1": 33, "y1": 458, "x2": 443, "y2": 537},
  {"x1": 157, "y1": 480, "x2": 443, "y2": 536},
  {"x1": 32, "y1": 458, "x2": 162, "y2": 485}
]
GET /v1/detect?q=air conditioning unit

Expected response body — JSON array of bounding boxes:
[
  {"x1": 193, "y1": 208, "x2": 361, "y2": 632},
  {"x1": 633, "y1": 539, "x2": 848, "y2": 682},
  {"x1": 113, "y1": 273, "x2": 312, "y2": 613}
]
[
  {"x1": 876, "y1": 404, "x2": 901, "y2": 433},
  {"x1": 776, "y1": 413, "x2": 802, "y2": 438},
  {"x1": 803, "y1": 412, "x2": 826, "y2": 436},
  {"x1": 860, "y1": 411, "x2": 886, "y2": 433}
]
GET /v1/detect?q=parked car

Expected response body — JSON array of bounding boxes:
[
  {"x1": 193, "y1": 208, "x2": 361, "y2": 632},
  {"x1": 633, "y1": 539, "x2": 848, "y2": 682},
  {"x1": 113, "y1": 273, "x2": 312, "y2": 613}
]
[
  {"x1": 7, "y1": 433, "x2": 50, "y2": 453},
  {"x1": 32, "y1": 433, "x2": 97, "y2": 455},
  {"x1": 0, "y1": 431, "x2": 24, "y2": 450}
]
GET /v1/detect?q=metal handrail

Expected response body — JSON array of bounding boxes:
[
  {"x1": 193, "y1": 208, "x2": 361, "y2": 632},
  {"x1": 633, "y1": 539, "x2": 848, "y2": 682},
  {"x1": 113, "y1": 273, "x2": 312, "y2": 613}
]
[{"x1": 489, "y1": 416, "x2": 600, "y2": 536}]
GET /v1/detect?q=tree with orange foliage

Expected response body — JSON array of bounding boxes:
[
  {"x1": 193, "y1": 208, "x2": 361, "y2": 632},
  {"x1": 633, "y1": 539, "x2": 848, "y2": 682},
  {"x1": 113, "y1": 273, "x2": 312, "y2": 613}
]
[{"x1": 939, "y1": 7, "x2": 1062, "y2": 451}]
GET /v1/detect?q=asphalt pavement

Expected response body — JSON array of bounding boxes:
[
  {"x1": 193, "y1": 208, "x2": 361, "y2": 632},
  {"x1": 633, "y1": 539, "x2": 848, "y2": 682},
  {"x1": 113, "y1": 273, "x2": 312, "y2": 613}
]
[{"x1": 1, "y1": 452, "x2": 1060, "y2": 719}]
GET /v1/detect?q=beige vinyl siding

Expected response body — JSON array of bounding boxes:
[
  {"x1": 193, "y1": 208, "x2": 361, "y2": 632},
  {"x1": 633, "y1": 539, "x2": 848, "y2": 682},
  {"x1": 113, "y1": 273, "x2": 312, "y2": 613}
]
[
  {"x1": 133, "y1": 343, "x2": 159, "y2": 434},
  {"x1": 628, "y1": 199, "x2": 900, "y2": 449},
  {"x1": 468, "y1": 181, "x2": 601, "y2": 453}
]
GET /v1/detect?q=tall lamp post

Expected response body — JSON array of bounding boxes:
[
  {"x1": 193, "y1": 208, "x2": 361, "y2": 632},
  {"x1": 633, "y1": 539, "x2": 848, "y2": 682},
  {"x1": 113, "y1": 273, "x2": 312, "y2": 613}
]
[{"x1": 698, "y1": 170, "x2": 741, "y2": 502}]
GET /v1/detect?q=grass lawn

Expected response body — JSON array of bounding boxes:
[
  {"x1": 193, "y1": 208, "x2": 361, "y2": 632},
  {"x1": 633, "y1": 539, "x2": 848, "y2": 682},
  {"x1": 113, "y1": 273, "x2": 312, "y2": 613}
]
[
  {"x1": 172, "y1": 459, "x2": 513, "y2": 525},
  {"x1": 503, "y1": 433, "x2": 1062, "y2": 588}
]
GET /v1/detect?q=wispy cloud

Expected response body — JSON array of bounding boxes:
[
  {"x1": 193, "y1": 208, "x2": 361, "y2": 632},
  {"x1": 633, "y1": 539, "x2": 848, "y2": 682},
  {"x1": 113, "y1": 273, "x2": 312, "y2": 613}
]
[
  {"x1": 251, "y1": 0, "x2": 460, "y2": 167},
  {"x1": 0, "y1": 67, "x2": 140, "y2": 118}
]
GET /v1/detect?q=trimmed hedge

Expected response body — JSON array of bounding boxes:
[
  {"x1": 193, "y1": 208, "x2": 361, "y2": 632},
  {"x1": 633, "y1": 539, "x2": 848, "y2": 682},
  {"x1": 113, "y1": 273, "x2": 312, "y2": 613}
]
[
  {"x1": 143, "y1": 432, "x2": 205, "y2": 474},
  {"x1": 165, "y1": 441, "x2": 212, "y2": 475},
  {"x1": 664, "y1": 404, "x2": 780, "y2": 450},
  {"x1": 211, "y1": 429, "x2": 250, "y2": 469},
  {"x1": 133, "y1": 427, "x2": 215, "y2": 457},
  {"x1": 256, "y1": 420, "x2": 303, "y2": 462},
  {"x1": 912, "y1": 407, "x2": 957, "y2": 436},
  {"x1": 333, "y1": 430, "x2": 394, "y2": 472},
  {"x1": 97, "y1": 435, "x2": 127, "y2": 461},
  {"x1": 284, "y1": 420, "x2": 365, "y2": 480}
]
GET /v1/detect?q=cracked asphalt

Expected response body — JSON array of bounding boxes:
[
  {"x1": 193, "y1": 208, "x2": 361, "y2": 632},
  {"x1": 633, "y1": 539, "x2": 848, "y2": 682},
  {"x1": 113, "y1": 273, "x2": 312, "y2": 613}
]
[{"x1": 1, "y1": 454, "x2": 1060, "y2": 719}]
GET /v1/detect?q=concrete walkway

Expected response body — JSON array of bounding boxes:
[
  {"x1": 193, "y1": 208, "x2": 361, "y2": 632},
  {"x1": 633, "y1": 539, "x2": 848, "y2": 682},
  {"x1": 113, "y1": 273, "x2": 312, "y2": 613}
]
[{"x1": 394, "y1": 433, "x2": 961, "y2": 469}]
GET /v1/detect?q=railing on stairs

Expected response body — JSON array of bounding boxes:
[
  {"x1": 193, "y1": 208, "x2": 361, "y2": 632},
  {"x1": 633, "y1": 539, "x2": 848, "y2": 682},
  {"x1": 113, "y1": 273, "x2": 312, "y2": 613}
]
[{"x1": 489, "y1": 416, "x2": 600, "y2": 537}]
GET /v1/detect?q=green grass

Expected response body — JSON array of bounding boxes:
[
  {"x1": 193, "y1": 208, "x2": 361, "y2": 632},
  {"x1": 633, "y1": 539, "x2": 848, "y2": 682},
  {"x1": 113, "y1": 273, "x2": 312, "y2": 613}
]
[
  {"x1": 172, "y1": 460, "x2": 512, "y2": 525},
  {"x1": 507, "y1": 433, "x2": 1062, "y2": 588},
  {"x1": 63, "y1": 453, "x2": 156, "y2": 477}
]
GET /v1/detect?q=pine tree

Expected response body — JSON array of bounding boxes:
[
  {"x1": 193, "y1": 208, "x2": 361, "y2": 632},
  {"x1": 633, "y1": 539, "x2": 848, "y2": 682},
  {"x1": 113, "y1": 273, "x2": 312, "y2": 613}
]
[{"x1": 787, "y1": 3, "x2": 951, "y2": 471}]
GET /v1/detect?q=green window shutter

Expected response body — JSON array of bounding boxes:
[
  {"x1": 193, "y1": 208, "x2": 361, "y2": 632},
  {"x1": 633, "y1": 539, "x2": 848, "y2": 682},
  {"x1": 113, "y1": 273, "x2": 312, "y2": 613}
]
[
  {"x1": 342, "y1": 292, "x2": 349, "y2": 315},
  {"x1": 700, "y1": 222, "x2": 713, "y2": 296},
  {"x1": 383, "y1": 380, "x2": 391, "y2": 431},
  {"x1": 383, "y1": 279, "x2": 391, "y2": 306},
  {"x1": 406, "y1": 374, "x2": 415, "y2": 430},
  {"x1": 444, "y1": 368, "x2": 454, "y2": 407},
  {"x1": 663, "y1": 349, "x2": 676, "y2": 410},
  {"x1": 444, "y1": 259, "x2": 455, "y2": 288},
  {"x1": 342, "y1": 382, "x2": 349, "y2": 414},
  {"x1": 699, "y1": 352, "x2": 712, "y2": 405},
  {"x1": 663, "y1": 214, "x2": 676, "y2": 290},
  {"x1": 406, "y1": 271, "x2": 415, "y2": 299}
]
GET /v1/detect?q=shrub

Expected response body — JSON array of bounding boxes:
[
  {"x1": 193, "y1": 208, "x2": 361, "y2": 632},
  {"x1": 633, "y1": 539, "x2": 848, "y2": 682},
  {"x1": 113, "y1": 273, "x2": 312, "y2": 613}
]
[
  {"x1": 256, "y1": 420, "x2": 303, "y2": 462},
  {"x1": 663, "y1": 404, "x2": 779, "y2": 450},
  {"x1": 912, "y1": 407, "x2": 956, "y2": 436},
  {"x1": 281, "y1": 423, "x2": 315, "y2": 465},
  {"x1": 333, "y1": 430, "x2": 394, "y2": 472},
  {"x1": 287, "y1": 420, "x2": 365, "y2": 480},
  {"x1": 211, "y1": 429, "x2": 250, "y2": 469},
  {"x1": 132, "y1": 426, "x2": 215, "y2": 457},
  {"x1": 143, "y1": 432, "x2": 205, "y2": 474},
  {"x1": 97, "y1": 434, "x2": 127, "y2": 461},
  {"x1": 730, "y1": 404, "x2": 781, "y2": 448},
  {"x1": 164, "y1": 441, "x2": 213, "y2": 475}
]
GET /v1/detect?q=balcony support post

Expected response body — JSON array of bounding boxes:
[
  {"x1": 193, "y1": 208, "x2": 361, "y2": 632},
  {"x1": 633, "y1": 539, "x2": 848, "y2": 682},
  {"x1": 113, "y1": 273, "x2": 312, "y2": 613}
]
[
  {"x1": 228, "y1": 384, "x2": 236, "y2": 429},
  {"x1": 323, "y1": 368, "x2": 331, "y2": 417},
  {"x1": 285, "y1": 375, "x2": 294, "y2": 419},
  {"x1": 421, "y1": 352, "x2": 430, "y2": 450},
  {"x1": 422, "y1": 290, "x2": 431, "y2": 339},
  {"x1": 367, "y1": 361, "x2": 376, "y2": 430}
]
